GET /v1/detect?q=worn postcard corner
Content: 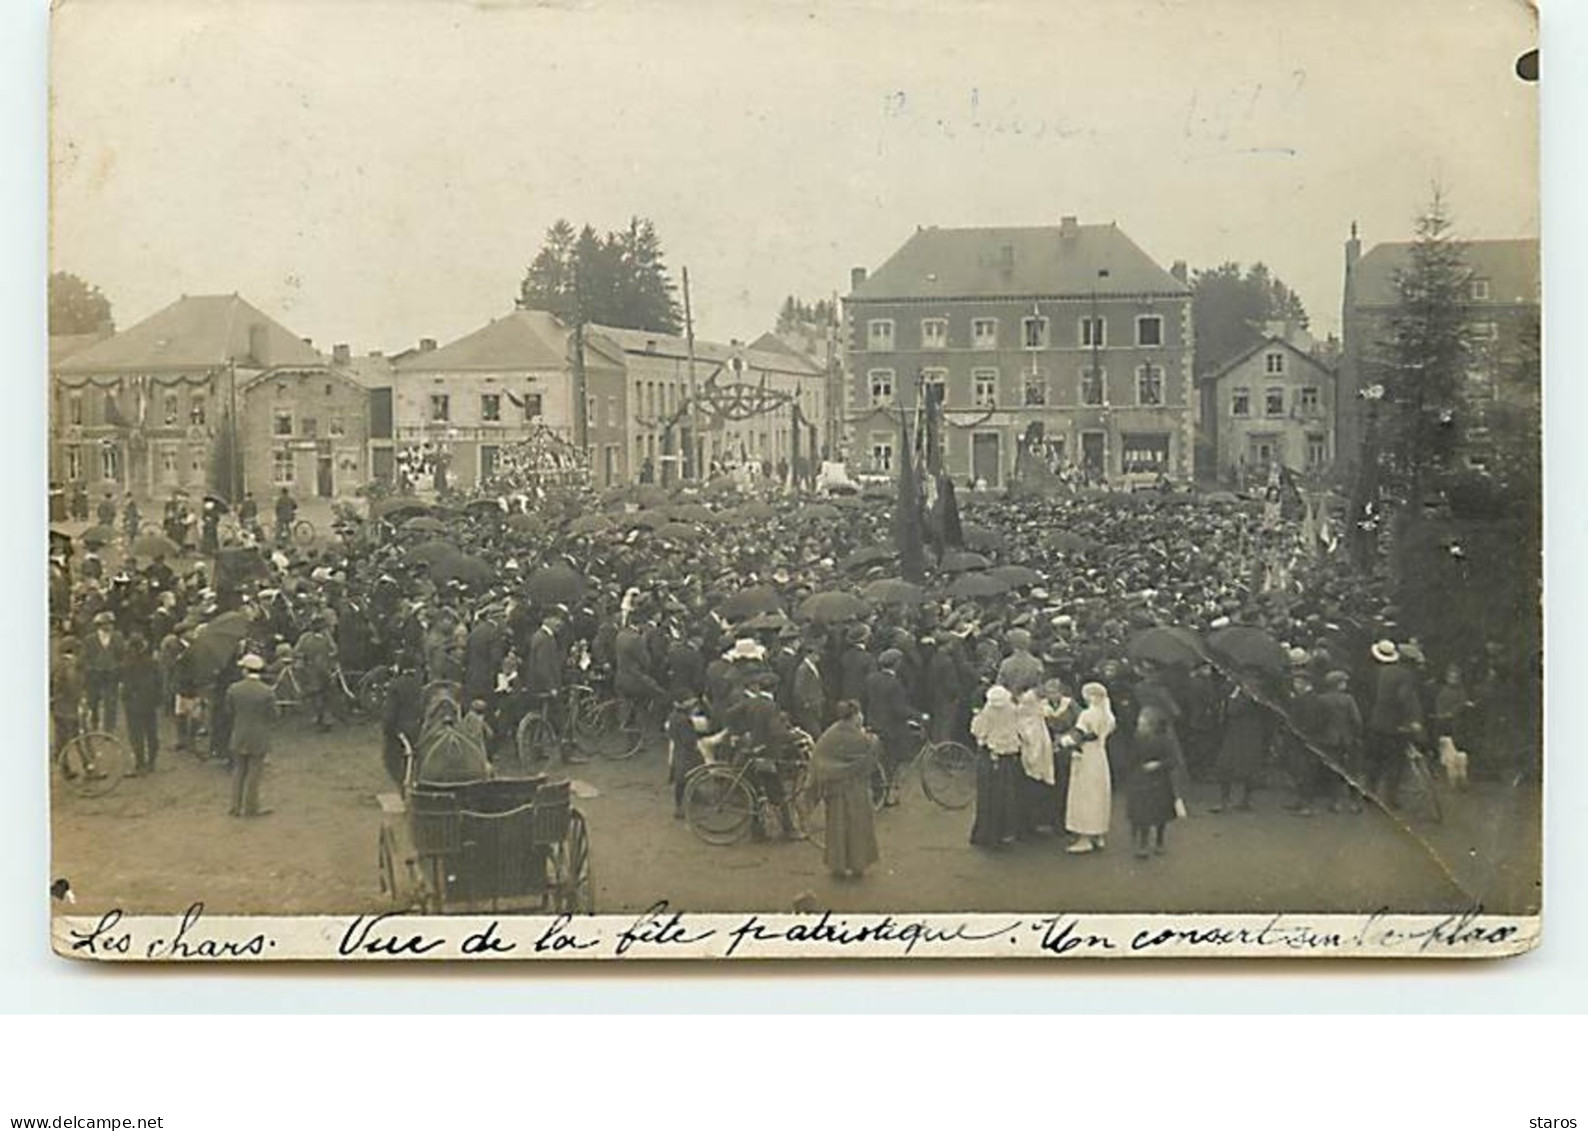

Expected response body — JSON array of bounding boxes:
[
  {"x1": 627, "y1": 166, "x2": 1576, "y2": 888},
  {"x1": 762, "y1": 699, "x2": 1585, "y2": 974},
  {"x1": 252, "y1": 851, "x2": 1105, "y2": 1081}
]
[{"x1": 45, "y1": 0, "x2": 1540, "y2": 963}]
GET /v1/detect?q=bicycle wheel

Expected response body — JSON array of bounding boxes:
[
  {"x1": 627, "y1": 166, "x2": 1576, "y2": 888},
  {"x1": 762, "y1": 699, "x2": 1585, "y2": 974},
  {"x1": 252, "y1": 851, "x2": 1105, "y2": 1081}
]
[
  {"x1": 1402, "y1": 748, "x2": 1443, "y2": 823},
  {"x1": 292, "y1": 518, "x2": 316, "y2": 545},
  {"x1": 357, "y1": 666, "x2": 393, "y2": 716},
  {"x1": 58, "y1": 731, "x2": 127, "y2": 798},
  {"x1": 516, "y1": 712, "x2": 557, "y2": 764},
  {"x1": 272, "y1": 668, "x2": 302, "y2": 715},
  {"x1": 573, "y1": 696, "x2": 620, "y2": 743},
  {"x1": 602, "y1": 700, "x2": 645, "y2": 761},
  {"x1": 683, "y1": 766, "x2": 757, "y2": 845},
  {"x1": 920, "y1": 739, "x2": 977, "y2": 810},
  {"x1": 789, "y1": 768, "x2": 826, "y2": 850}
]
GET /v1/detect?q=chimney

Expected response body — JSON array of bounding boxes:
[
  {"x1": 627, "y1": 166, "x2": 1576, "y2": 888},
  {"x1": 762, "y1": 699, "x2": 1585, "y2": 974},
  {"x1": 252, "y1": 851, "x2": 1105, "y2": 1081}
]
[
  {"x1": 850, "y1": 267, "x2": 867, "y2": 291},
  {"x1": 1171, "y1": 260, "x2": 1188, "y2": 284},
  {"x1": 419, "y1": 338, "x2": 437, "y2": 353},
  {"x1": 332, "y1": 343, "x2": 351, "y2": 366},
  {"x1": 248, "y1": 323, "x2": 269, "y2": 367},
  {"x1": 1059, "y1": 215, "x2": 1080, "y2": 239},
  {"x1": 302, "y1": 337, "x2": 314, "y2": 349}
]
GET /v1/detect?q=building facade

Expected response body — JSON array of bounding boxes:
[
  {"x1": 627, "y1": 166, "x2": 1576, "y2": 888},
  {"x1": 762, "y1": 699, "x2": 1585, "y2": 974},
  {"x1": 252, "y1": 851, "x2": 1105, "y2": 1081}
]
[
  {"x1": 1339, "y1": 228, "x2": 1540, "y2": 476},
  {"x1": 589, "y1": 324, "x2": 829, "y2": 483},
  {"x1": 843, "y1": 218, "x2": 1195, "y2": 489},
  {"x1": 1202, "y1": 325, "x2": 1337, "y2": 487},
  {"x1": 50, "y1": 294, "x2": 324, "y2": 502},
  {"x1": 238, "y1": 362, "x2": 372, "y2": 502},
  {"x1": 393, "y1": 309, "x2": 629, "y2": 491}
]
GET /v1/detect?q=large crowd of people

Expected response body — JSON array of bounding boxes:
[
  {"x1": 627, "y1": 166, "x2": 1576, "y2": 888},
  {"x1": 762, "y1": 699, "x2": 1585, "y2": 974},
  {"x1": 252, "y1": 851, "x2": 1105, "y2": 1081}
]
[{"x1": 48, "y1": 474, "x2": 1529, "y2": 872}]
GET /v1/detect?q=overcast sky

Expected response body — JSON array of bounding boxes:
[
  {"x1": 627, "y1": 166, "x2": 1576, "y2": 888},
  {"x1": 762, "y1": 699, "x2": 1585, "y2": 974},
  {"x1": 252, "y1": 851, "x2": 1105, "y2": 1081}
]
[{"x1": 50, "y1": 0, "x2": 1537, "y2": 354}]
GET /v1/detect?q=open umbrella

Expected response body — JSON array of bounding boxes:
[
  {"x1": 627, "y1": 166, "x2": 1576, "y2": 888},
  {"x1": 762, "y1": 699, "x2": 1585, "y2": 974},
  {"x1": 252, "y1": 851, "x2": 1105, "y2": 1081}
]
[
  {"x1": 655, "y1": 521, "x2": 703, "y2": 542},
  {"x1": 202, "y1": 494, "x2": 232, "y2": 515},
  {"x1": 190, "y1": 611, "x2": 253, "y2": 681},
  {"x1": 430, "y1": 552, "x2": 496, "y2": 588},
  {"x1": 464, "y1": 498, "x2": 507, "y2": 517},
  {"x1": 1045, "y1": 531, "x2": 1098, "y2": 554},
  {"x1": 667, "y1": 503, "x2": 718, "y2": 524},
  {"x1": 622, "y1": 511, "x2": 667, "y2": 530},
  {"x1": 526, "y1": 562, "x2": 587, "y2": 606},
  {"x1": 829, "y1": 496, "x2": 865, "y2": 510},
  {"x1": 719, "y1": 585, "x2": 784, "y2": 621},
  {"x1": 741, "y1": 610, "x2": 794, "y2": 633},
  {"x1": 507, "y1": 513, "x2": 546, "y2": 535},
  {"x1": 1126, "y1": 626, "x2": 1204, "y2": 668},
  {"x1": 940, "y1": 550, "x2": 991, "y2": 574},
  {"x1": 797, "y1": 590, "x2": 870, "y2": 624},
  {"x1": 861, "y1": 482, "x2": 894, "y2": 500},
  {"x1": 567, "y1": 514, "x2": 613, "y2": 536},
  {"x1": 372, "y1": 497, "x2": 432, "y2": 521},
  {"x1": 1207, "y1": 625, "x2": 1287, "y2": 674},
  {"x1": 401, "y1": 515, "x2": 448, "y2": 534},
  {"x1": 1204, "y1": 491, "x2": 1241, "y2": 505},
  {"x1": 732, "y1": 501, "x2": 777, "y2": 521},
  {"x1": 946, "y1": 572, "x2": 1010, "y2": 599},
  {"x1": 79, "y1": 524, "x2": 115, "y2": 548},
  {"x1": 961, "y1": 524, "x2": 1005, "y2": 553},
  {"x1": 633, "y1": 485, "x2": 671, "y2": 509},
  {"x1": 840, "y1": 546, "x2": 896, "y2": 572},
  {"x1": 131, "y1": 532, "x2": 180, "y2": 559},
  {"x1": 215, "y1": 547, "x2": 270, "y2": 585},
  {"x1": 988, "y1": 564, "x2": 1043, "y2": 589},
  {"x1": 406, "y1": 538, "x2": 459, "y2": 565},
  {"x1": 796, "y1": 503, "x2": 841, "y2": 522},
  {"x1": 862, "y1": 578, "x2": 926, "y2": 606}
]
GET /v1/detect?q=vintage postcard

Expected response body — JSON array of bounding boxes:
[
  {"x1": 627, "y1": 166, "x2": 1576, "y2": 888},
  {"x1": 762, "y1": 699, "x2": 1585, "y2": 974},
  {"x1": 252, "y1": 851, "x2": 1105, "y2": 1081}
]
[{"x1": 45, "y1": 0, "x2": 1540, "y2": 962}]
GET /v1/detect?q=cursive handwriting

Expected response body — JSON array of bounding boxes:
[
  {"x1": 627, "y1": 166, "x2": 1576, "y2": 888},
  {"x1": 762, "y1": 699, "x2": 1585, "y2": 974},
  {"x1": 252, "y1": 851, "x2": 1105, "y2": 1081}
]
[
  {"x1": 338, "y1": 913, "x2": 446, "y2": 957},
  {"x1": 615, "y1": 901, "x2": 716, "y2": 956},
  {"x1": 725, "y1": 911, "x2": 1019, "y2": 958}
]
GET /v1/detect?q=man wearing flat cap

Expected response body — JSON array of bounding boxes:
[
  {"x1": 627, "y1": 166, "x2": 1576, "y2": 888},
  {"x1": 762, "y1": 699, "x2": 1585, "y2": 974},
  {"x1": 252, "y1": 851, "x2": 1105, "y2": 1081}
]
[{"x1": 80, "y1": 610, "x2": 126, "y2": 732}]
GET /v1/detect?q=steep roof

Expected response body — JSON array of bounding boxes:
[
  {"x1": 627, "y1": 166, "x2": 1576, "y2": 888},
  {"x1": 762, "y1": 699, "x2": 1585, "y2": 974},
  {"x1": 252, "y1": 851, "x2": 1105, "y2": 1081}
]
[
  {"x1": 49, "y1": 332, "x2": 111, "y2": 368},
  {"x1": 589, "y1": 323, "x2": 822, "y2": 375},
  {"x1": 338, "y1": 354, "x2": 397, "y2": 389},
  {"x1": 849, "y1": 222, "x2": 1188, "y2": 301},
  {"x1": 398, "y1": 309, "x2": 623, "y2": 373},
  {"x1": 1204, "y1": 335, "x2": 1336, "y2": 384},
  {"x1": 54, "y1": 294, "x2": 323, "y2": 373},
  {"x1": 1354, "y1": 238, "x2": 1539, "y2": 308}
]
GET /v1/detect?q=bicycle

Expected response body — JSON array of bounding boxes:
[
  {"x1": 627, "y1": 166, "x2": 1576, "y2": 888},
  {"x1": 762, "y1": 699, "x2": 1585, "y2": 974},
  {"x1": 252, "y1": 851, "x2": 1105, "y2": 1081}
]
[
  {"x1": 1399, "y1": 741, "x2": 1444, "y2": 824},
  {"x1": 682, "y1": 738, "x2": 813, "y2": 846},
  {"x1": 55, "y1": 706, "x2": 128, "y2": 799},
  {"x1": 871, "y1": 717, "x2": 977, "y2": 811},
  {"x1": 515, "y1": 683, "x2": 629, "y2": 762},
  {"x1": 274, "y1": 518, "x2": 316, "y2": 547},
  {"x1": 271, "y1": 661, "x2": 306, "y2": 716}
]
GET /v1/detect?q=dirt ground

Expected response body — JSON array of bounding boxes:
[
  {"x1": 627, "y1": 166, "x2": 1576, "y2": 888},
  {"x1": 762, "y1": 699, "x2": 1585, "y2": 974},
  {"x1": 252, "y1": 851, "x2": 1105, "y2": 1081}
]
[{"x1": 50, "y1": 711, "x2": 1541, "y2": 920}]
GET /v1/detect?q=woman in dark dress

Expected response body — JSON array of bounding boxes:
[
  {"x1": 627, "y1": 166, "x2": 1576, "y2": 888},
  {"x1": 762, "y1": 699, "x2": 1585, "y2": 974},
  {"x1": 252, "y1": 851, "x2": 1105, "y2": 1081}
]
[
  {"x1": 805, "y1": 700, "x2": 881, "y2": 879},
  {"x1": 969, "y1": 685, "x2": 1022, "y2": 848},
  {"x1": 1212, "y1": 678, "x2": 1276, "y2": 812}
]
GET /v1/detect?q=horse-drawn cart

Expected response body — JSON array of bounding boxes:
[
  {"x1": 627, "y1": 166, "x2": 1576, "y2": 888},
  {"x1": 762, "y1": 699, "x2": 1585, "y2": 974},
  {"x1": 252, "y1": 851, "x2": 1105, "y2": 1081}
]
[{"x1": 376, "y1": 683, "x2": 593, "y2": 914}]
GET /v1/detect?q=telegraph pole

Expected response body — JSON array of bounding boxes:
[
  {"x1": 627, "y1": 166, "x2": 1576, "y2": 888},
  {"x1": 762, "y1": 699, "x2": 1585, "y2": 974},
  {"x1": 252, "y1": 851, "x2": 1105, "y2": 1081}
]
[
  {"x1": 570, "y1": 261, "x2": 589, "y2": 459},
  {"x1": 683, "y1": 267, "x2": 699, "y2": 480}
]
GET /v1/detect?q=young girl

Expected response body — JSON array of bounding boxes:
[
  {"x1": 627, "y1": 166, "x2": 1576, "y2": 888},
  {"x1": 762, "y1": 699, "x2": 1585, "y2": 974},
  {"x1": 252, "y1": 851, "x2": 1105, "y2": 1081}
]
[{"x1": 1126, "y1": 705, "x2": 1189, "y2": 858}]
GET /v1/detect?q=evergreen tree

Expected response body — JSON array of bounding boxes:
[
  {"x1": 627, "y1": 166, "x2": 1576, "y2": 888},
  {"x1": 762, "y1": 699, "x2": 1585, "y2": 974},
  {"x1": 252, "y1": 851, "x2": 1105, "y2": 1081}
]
[
  {"x1": 1190, "y1": 261, "x2": 1310, "y2": 376},
  {"x1": 1372, "y1": 189, "x2": 1473, "y2": 501},
  {"x1": 518, "y1": 216, "x2": 682, "y2": 333}
]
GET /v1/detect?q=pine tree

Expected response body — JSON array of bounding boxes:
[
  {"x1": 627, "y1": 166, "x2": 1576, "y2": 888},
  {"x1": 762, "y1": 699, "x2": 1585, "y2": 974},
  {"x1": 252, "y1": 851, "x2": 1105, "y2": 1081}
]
[
  {"x1": 518, "y1": 216, "x2": 682, "y2": 332},
  {"x1": 1373, "y1": 189, "x2": 1473, "y2": 502}
]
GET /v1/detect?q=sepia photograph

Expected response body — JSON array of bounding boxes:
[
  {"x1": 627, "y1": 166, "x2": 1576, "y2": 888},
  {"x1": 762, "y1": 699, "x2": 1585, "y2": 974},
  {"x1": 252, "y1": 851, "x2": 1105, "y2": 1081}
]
[{"x1": 44, "y1": 0, "x2": 1541, "y2": 961}]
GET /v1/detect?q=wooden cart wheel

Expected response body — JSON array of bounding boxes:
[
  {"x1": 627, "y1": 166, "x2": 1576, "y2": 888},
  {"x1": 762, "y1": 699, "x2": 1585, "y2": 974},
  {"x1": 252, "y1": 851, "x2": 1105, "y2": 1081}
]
[{"x1": 555, "y1": 810, "x2": 595, "y2": 914}]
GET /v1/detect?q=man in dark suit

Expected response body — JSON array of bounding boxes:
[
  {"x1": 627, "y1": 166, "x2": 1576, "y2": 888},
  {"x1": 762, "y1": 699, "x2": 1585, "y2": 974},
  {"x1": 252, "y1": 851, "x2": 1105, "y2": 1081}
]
[
  {"x1": 226, "y1": 653, "x2": 276, "y2": 817},
  {"x1": 80, "y1": 610, "x2": 125, "y2": 732}
]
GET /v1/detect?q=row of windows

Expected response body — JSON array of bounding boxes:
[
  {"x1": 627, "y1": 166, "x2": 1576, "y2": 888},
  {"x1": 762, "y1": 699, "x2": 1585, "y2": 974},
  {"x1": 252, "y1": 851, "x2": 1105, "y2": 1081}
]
[
  {"x1": 863, "y1": 431, "x2": 1174, "y2": 477},
  {"x1": 62, "y1": 390, "x2": 208, "y2": 428},
  {"x1": 866, "y1": 365, "x2": 1169, "y2": 409},
  {"x1": 272, "y1": 412, "x2": 349, "y2": 438},
  {"x1": 864, "y1": 314, "x2": 1164, "y2": 351},
  {"x1": 426, "y1": 392, "x2": 544, "y2": 424},
  {"x1": 1230, "y1": 385, "x2": 1323, "y2": 418}
]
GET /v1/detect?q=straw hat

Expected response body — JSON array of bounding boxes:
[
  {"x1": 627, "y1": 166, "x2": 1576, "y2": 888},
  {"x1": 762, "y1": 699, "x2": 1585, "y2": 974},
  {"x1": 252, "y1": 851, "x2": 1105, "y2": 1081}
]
[{"x1": 1371, "y1": 640, "x2": 1399, "y2": 664}]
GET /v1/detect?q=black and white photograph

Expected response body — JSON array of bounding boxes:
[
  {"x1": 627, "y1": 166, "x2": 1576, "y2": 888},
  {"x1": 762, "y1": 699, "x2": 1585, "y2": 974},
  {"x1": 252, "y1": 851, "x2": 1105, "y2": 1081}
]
[{"x1": 43, "y1": 0, "x2": 1541, "y2": 961}]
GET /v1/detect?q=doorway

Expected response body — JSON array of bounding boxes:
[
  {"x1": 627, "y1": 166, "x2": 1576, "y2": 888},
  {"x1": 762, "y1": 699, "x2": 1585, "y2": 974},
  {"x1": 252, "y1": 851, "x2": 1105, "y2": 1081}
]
[
  {"x1": 1081, "y1": 431, "x2": 1105, "y2": 477},
  {"x1": 316, "y1": 455, "x2": 334, "y2": 498},
  {"x1": 971, "y1": 432, "x2": 1001, "y2": 488}
]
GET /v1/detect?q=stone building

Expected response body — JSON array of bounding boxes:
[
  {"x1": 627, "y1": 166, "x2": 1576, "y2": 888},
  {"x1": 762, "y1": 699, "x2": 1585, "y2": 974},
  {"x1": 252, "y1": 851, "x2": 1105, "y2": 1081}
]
[{"x1": 1201, "y1": 323, "x2": 1338, "y2": 487}]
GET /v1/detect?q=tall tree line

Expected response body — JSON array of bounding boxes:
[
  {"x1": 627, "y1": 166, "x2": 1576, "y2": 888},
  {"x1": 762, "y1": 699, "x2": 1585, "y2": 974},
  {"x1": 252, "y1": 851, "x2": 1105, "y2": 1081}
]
[{"x1": 518, "y1": 217, "x2": 684, "y2": 335}]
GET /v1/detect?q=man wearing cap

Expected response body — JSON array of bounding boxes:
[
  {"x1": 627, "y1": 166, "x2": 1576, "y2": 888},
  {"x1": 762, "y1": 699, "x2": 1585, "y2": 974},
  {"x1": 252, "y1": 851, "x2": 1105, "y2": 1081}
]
[
  {"x1": 863, "y1": 649, "x2": 916, "y2": 803},
  {"x1": 226, "y1": 654, "x2": 276, "y2": 817},
  {"x1": 837, "y1": 623, "x2": 876, "y2": 708},
  {"x1": 1364, "y1": 640, "x2": 1425, "y2": 808},
  {"x1": 295, "y1": 618, "x2": 336, "y2": 730},
  {"x1": 80, "y1": 610, "x2": 126, "y2": 732},
  {"x1": 789, "y1": 635, "x2": 828, "y2": 740},
  {"x1": 120, "y1": 634, "x2": 163, "y2": 776}
]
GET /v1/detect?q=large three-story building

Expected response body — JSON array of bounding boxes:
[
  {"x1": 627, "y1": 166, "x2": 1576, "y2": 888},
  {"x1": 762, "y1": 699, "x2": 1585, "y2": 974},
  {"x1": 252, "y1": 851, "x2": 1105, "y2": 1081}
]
[{"x1": 843, "y1": 218, "x2": 1195, "y2": 488}]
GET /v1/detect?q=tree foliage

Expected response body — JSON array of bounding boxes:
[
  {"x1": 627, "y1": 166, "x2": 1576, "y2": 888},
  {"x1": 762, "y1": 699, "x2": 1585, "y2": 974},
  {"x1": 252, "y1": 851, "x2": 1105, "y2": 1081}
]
[
  {"x1": 1370, "y1": 190, "x2": 1473, "y2": 500},
  {"x1": 49, "y1": 271, "x2": 114, "y2": 336},
  {"x1": 774, "y1": 295, "x2": 837, "y2": 334},
  {"x1": 1190, "y1": 261, "x2": 1308, "y2": 376},
  {"x1": 518, "y1": 217, "x2": 683, "y2": 334}
]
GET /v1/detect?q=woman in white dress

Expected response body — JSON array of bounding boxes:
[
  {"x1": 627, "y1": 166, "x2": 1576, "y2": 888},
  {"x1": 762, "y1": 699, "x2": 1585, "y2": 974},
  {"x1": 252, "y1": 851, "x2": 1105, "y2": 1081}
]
[{"x1": 1064, "y1": 682, "x2": 1117, "y2": 854}]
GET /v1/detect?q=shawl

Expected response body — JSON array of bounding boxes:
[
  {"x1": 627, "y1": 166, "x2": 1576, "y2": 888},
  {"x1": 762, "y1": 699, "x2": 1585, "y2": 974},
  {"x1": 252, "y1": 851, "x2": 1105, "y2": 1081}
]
[
  {"x1": 1016, "y1": 689, "x2": 1056, "y2": 784},
  {"x1": 810, "y1": 717, "x2": 879, "y2": 788},
  {"x1": 971, "y1": 685, "x2": 1023, "y2": 755}
]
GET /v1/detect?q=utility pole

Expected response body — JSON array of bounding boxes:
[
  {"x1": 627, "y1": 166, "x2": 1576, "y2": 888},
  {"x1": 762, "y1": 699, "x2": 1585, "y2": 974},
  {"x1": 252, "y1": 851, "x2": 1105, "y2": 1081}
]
[
  {"x1": 683, "y1": 266, "x2": 699, "y2": 480},
  {"x1": 570, "y1": 261, "x2": 589, "y2": 461}
]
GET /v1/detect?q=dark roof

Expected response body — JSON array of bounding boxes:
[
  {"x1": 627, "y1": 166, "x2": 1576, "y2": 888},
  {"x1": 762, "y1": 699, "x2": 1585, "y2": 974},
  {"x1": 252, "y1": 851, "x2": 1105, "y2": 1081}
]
[
  {"x1": 54, "y1": 294, "x2": 323, "y2": 373},
  {"x1": 1353, "y1": 238, "x2": 1539, "y2": 308},
  {"x1": 48, "y1": 332, "x2": 111, "y2": 368},
  {"x1": 398, "y1": 309, "x2": 623, "y2": 373},
  {"x1": 849, "y1": 222, "x2": 1189, "y2": 301},
  {"x1": 589, "y1": 323, "x2": 821, "y2": 375},
  {"x1": 338, "y1": 354, "x2": 397, "y2": 390},
  {"x1": 1204, "y1": 335, "x2": 1336, "y2": 384}
]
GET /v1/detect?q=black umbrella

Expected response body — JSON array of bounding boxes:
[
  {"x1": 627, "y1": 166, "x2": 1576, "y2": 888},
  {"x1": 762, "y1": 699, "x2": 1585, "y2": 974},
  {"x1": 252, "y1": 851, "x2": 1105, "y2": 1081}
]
[
  {"x1": 402, "y1": 515, "x2": 448, "y2": 534},
  {"x1": 1126, "y1": 626, "x2": 1204, "y2": 668},
  {"x1": 719, "y1": 586, "x2": 784, "y2": 621},
  {"x1": 797, "y1": 590, "x2": 870, "y2": 624},
  {"x1": 862, "y1": 578, "x2": 927, "y2": 606},
  {"x1": 940, "y1": 551, "x2": 992, "y2": 574},
  {"x1": 946, "y1": 572, "x2": 1010, "y2": 599},
  {"x1": 526, "y1": 562, "x2": 587, "y2": 606},
  {"x1": 841, "y1": 546, "x2": 896, "y2": 572},
  {"x1": 1207, "y1": 625, "x2": 1287, "y2": 674},
  {"x1": 372, "y1": 497, "x2": 433, "y2": 521},
  {"x1": 79, "y1": 524, "x2": 114, "y2": 548}
]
